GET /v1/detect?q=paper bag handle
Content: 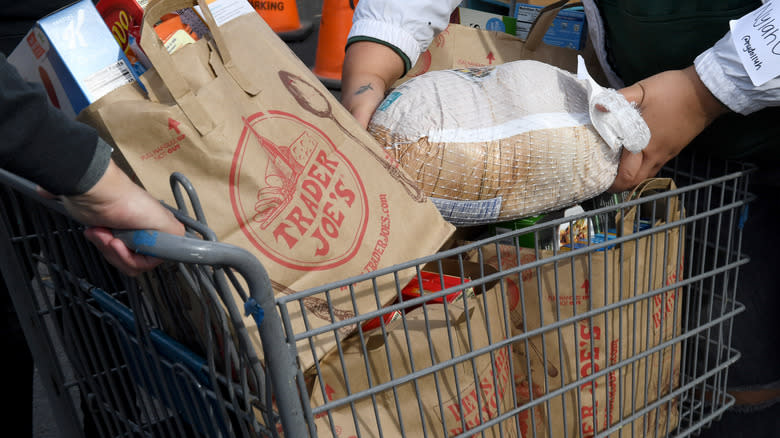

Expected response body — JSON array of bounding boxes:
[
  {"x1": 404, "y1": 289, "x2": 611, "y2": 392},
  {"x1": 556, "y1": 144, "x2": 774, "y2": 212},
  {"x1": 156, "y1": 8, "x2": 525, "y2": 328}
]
[
  {"x1": 142, "y1": 0, "x2": 262, "y2": 95},
  {"x1": 617, "y1": 178, "x2": 679, "y2": 236},
  {"x1": 139, "y1": 0, "x2": 263, "y2": 133},
  {"x1": 363, "y1": 304, "x2": 477, "y2": 352},
  {"x1": 141, "y1": 0, "x2": 211, "y2": 100},
  {"x1": 525, "y1": 0, "x2": 570, "y2": 51},
  {"x1": 138, "y1": 0, "x2": 219, "y2": 134}
]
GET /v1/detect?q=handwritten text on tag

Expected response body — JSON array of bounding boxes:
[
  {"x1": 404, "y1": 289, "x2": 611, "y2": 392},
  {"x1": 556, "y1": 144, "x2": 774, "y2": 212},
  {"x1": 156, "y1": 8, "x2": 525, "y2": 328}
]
[{"x1": 730, "y1": 0, "x2": 780, "y2": 86}]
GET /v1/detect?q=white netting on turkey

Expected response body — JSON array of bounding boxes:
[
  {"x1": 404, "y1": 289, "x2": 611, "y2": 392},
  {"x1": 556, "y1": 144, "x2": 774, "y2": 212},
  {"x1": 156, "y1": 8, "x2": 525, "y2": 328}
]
[{"x1": 368, "y1": 58, "x2": 649, "y2": 226}]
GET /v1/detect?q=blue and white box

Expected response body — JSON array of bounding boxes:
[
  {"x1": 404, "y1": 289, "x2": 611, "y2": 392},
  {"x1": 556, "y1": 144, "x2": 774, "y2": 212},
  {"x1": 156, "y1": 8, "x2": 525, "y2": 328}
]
[
  {"x1": 515, "y1": 3, "x2": 587, "y2": 50},
  {"x1": 8, "y1": 0, "x2": 143, "y2": 119}
]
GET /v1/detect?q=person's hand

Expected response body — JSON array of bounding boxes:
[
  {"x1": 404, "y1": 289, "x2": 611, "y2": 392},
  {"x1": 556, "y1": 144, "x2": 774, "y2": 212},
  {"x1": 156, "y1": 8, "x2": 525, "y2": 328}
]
[
  {"x1": 59, "y1": 160, "x2": 185, "y2": 276},
  {"x1": 341, "y1": 41, "x2": 405, "y2": 129},
  {"x1": 609, "y1": 65, "x2": 730, "y2": 192}
]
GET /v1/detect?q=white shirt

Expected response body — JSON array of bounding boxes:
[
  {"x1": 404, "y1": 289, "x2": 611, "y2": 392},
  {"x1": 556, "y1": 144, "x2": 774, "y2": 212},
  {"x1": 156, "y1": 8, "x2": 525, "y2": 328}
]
[
  {"x1": 695, "y1": 31, "x2": 780, "y2": 115},
  {"x1": 348, "y1": 0, "x2": 463, "y2": 71}
]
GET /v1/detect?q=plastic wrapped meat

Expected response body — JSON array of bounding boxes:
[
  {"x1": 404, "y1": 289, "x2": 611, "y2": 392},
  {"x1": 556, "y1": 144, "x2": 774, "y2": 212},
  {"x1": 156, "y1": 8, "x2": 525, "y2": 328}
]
[{"x1": 368, "y1": 58, "x2": 650, "y2": 226}]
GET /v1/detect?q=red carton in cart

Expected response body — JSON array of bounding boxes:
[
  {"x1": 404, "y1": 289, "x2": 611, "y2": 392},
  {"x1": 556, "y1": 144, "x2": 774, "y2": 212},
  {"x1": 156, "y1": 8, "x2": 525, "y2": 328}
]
[
  {"x1": 96, "y1": 0, "x2": 152, "y2": 73},
  {"x1": 8, "y1": 0, "x2": 143, "y2": 119},
  {"x1": 361, "y1": 270, "x2": 474, "y2": 332}
]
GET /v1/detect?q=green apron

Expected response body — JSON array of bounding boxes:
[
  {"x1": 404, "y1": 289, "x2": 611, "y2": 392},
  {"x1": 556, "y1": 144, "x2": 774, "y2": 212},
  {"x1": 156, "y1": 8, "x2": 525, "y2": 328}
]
[{"x1": 597, "y1": 0, "x2": 780, "y2": 162}]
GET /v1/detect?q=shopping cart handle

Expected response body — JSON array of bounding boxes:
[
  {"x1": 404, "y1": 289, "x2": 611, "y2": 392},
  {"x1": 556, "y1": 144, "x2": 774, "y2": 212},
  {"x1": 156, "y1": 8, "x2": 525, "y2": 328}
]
[
  {"x1": 112, "y1": 229, "x2": 275, "y2": 307},
  {"x1": 114, "y1": 229, "x2": 242, "y2": 264}
]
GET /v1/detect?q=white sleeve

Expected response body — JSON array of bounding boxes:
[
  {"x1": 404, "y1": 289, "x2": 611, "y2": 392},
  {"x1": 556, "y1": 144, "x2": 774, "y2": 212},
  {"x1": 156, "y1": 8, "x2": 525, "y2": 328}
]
[
  {"x1": 347, "y1": 0, "x2": 463, "y2": 71},
  {"x1": 695, "y1": 31, "x2": 780, "y2": 115}
]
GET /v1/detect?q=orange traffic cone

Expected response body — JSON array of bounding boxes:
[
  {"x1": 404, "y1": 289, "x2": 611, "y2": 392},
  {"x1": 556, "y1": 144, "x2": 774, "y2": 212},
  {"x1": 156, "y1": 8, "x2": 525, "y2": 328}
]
[
  {"x1": 252, "y1": 0, "x2": 313, "y2": 41},
  {"x1": 312, "y1": 0, "x2": 356, "y2": 89}
]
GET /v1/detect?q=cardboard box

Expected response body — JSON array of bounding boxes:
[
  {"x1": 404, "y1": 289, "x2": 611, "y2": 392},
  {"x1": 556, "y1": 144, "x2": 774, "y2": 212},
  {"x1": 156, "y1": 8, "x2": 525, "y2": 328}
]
[
  {"x1": 515, "y1": 3, "x2": 586, "y2": 50},
  {"x1": 524, "y1": 0, "x2": 579, "y2": 5},
  {"x1": 452, "y1": 7, "x2": 517, "y2": 35},
  {"x1": 456, "y1": 3, "x2": 587, "y2": 50},
  {"x1": 8, "y1": 0, "x2": 143, "y2": 119},
  {"x1": 95, "y1": 0, "x2": 151, "y2": 74},
  {"x1": 466, "y1": 0, "x2": 581, "y2": 14}
]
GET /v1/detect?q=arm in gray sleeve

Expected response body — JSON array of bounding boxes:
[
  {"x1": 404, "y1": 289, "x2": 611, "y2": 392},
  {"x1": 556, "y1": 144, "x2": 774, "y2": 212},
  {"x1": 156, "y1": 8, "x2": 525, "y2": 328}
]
[
  {"x1": 71, "y1": 137, "x2": 113, "y2": 194},
  {"x1": 0, "y1": 53, "x2": 110, "y2": 195}
]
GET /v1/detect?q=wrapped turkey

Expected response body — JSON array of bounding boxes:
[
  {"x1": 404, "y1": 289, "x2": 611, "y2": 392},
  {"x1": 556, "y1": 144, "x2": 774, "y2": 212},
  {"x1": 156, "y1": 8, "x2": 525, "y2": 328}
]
[{"x1": 368, "y1": 57, "x2": 650, "y2": 226}]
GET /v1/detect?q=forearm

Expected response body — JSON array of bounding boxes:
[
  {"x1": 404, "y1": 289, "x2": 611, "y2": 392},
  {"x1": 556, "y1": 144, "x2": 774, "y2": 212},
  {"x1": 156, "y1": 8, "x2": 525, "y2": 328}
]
[
  {"x1": 63, "y1": 158, "x2": 183, "y2": 236},
  {"x1": 341, "y1": 41, "x2": 405, "y2": 127},
  {"x1": 342, "y1": 42, "x2": 405, "y2": 99},
  {"x1": 610, "y1": 65, "x2": 729, "y2": 192},
  {"x1": 341, "y1": 0, "x2": 460, "y2": 128},
  {"x1": 63, "y1": 159, "x2": 145, "y2": 229},
  {"x1": 678, "y1": 65, "x2": 730, "y2": 128},
  {"x1": 66, "y1": 158, "x2": 186, "y2": 277},
  {"x1": 633, "y1": 65, "x2": 728, "y2": 154}
]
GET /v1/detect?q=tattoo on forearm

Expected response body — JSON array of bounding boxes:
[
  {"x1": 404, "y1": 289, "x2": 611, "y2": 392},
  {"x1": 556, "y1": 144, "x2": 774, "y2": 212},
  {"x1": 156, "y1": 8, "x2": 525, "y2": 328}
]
[{"x1": 355, "y1": 84, "x2": 374, "y2": 95}]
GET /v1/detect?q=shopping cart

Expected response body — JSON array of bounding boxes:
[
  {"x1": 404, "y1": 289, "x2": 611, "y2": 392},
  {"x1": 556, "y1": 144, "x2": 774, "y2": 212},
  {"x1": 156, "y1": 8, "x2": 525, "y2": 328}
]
[{"x1": 0, "y1": 151, "x2": 753, "y2": 438}]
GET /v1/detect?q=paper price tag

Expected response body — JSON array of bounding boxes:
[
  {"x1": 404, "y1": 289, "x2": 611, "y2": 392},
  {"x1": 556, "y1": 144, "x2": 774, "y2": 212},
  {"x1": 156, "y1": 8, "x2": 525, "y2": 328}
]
[
  {"x1": 194, "y1": 0, "x2": 255, "y2": 28},
  {"x1": 730, "y1": 0, "x2": 780, "y2": 86}
]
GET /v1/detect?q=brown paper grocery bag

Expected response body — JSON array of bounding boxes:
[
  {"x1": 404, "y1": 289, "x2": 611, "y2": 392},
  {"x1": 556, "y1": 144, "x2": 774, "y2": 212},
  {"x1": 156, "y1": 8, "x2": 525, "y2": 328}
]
[
  {"x1": 470, "y1": 178, "x2": 684, "y2": 437},
  {"x1": 395, "y1": 1, "x2": 607, "y2": 87},
  {"x1": 311, "y1": 287, "x2": 516, "y2": 438},
  {"x1": 611, "y1": 178, "x2": 684, "y2": 437},
  {"x1": 79, "y1": 0, "x2": 454, "y2": 371}
]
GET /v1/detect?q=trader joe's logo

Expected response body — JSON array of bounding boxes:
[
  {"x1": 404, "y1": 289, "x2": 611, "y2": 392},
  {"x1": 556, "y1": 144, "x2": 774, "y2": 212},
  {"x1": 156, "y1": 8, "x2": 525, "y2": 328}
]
[{"x1": 230, "y1": 111, "x2": 369, "y2": 270}]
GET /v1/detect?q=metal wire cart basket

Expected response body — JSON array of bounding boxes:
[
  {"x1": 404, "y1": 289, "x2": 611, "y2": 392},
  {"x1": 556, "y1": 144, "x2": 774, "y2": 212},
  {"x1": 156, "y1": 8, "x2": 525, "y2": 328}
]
[{"x1": 0, "y1": 153, "x2": 754, "y2": 438}]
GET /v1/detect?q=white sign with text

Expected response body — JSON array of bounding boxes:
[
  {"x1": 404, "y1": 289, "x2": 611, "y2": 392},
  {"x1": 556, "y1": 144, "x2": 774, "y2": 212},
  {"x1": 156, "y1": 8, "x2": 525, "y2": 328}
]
[{"x1": 730, "y1": 0, "x2": 780, "y2": 86}]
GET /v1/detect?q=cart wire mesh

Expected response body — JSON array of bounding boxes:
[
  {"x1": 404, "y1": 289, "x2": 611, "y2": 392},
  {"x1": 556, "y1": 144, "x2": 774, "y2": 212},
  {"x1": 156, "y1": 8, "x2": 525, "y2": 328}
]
[
  {"x1": 283, "y1": 153, "x2": 753, "y2": 438},
  {"x1": 0, "y1": 152, "x2": 754, "y2": 438}
]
